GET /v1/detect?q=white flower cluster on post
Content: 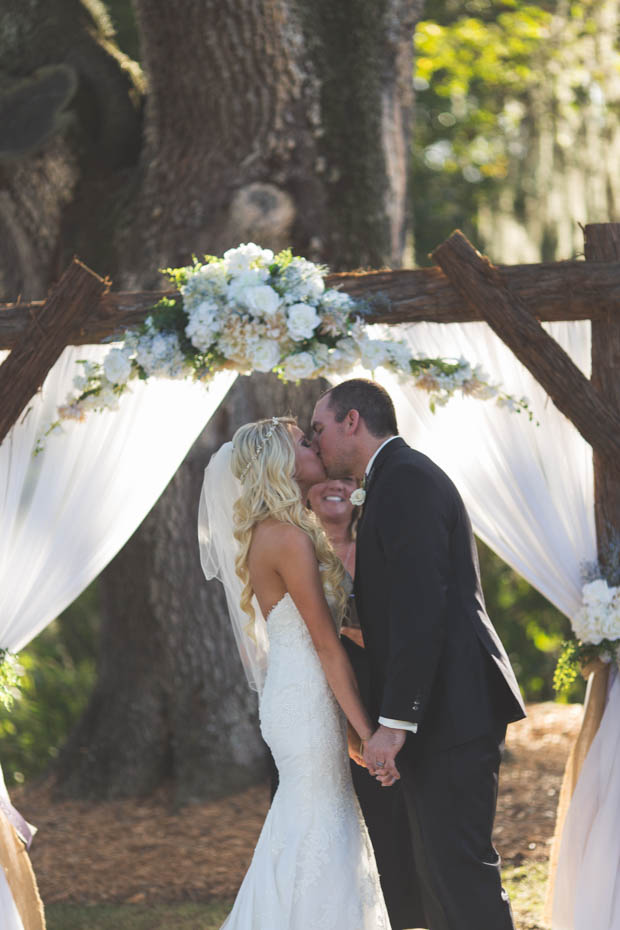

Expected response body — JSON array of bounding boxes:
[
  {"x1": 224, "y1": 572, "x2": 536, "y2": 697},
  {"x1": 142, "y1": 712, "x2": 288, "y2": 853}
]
[
  {"x1": 46, "y1": 243, "x2": 531, "y2": 441},
  {"x1": 572, "y1": 579, "x2": 620, "y2": 650}
]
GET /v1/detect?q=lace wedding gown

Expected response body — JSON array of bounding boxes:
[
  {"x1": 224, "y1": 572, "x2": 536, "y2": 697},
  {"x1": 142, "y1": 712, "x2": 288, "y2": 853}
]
[{"x1": 221, "y1": 591, "x2": 391, "y2": 930}]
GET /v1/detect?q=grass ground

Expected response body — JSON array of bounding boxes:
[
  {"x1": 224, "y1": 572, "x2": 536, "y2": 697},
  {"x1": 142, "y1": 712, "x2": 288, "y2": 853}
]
[
  {"x1": 45, "y1": 900, "x2": 232, "y2": 930},
  {"x1": 45, "y1": 862, "x2": 548, "y2": 930}
]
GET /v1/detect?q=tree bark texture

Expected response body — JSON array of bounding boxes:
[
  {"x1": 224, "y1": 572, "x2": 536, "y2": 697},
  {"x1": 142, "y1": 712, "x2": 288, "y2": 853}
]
[
  {"x1": 584, "y1": 223, "x2": 620, "y2": 573},
  {"x1": 0, "y1": 0, "x2": 143, "y2": 299},
  {"x1": 3, "y1": 257, "x2": 620, "y2": 350},
  {"x1": 0, "y1": 0, "x2": 423, "y2": 799},
  {"x1": 432, "y1": 231, "x2": 620, "y2": 472},
  {"x1": 121, "y1": 0, "x2": 422, "y2": 284}
]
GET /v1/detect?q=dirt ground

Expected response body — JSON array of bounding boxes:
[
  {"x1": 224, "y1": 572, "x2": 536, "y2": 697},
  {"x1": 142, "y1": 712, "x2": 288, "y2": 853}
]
[{"x1": 14, "y1": 701, "x2": 582, "y2": 907}]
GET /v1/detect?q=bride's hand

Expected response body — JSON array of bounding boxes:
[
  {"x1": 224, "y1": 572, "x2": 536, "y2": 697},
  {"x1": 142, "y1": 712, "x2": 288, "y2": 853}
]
[{"x1": 347, "y1": 723, "x2": 367, "y2": 767}]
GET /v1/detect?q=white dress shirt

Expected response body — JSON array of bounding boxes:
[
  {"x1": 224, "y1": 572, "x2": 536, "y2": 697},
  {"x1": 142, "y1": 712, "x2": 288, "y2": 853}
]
[{"x1": 363, "y1": 437, "x2": 418, "y2": 735}]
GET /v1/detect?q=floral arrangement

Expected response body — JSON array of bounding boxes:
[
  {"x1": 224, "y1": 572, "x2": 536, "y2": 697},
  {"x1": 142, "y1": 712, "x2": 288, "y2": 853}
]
[
  {"x1": 554, "y1": 556, "x2": 620, "y2": 693},
  {"x1": 39, "y1": 243, "x2": 531, "y2": 445}
]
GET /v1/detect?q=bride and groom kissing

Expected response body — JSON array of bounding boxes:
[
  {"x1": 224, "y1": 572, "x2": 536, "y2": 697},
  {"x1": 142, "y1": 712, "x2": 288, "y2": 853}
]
[{"x1": 198, "y1": 377, "x2": 526, "y2": 930}]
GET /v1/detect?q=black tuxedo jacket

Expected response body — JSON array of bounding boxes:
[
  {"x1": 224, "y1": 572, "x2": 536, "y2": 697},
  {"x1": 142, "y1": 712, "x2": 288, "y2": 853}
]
[{"x1": 354, "y1": 438, "x2": 526, "y2": 754}]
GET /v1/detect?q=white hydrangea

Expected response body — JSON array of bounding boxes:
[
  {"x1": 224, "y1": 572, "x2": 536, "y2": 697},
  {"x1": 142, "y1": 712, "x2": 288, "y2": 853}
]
[
  {"x1": 583, "y1": 578, "x2": 616, "y2": 607},
  {"x1": 136, "y1": 332, "x2": 187, "y2": 379},
  {"x1": 280, "y1": 257, "x2": 325, "y2": 304},
  {"x1": 223, "y1": 243, "x2": 274, "y2": 275},
  {"x1": 185, "y1": 299, "x2": 221, "y2": 351},
  {"x1": 97, "y1": 382, "x2": 121, "y2": 410},
  {"x1": 103, "y1": 348, "x2": 132, "y2": 385},
  {"x1": 386, "y1": 341, "x2": 413, "y2": 372},
  {"x1": 249, "y1": 340, "x2": 281, "y2": 373},
  {"x1": 359, "y1": 337, "x2": 389, "y2": 371},
  {"x1": 572, "y1": 579, "x2": 620, "y2": 645},
  {"x1": 282, "y1": 351, "x2": 317, "y2": 380},
  {"x1": 321, "y1": 288, "x2": 355, "y2": 312},
  {"x1": 310, "y1": 342, "x2": 330, "y2": 372},
  {"x1": 287, "y1": 303, "x2": 321, "y2": 341},
  {"x1": 329, "y1": 337, "x2": 359, "y2": 374},
  {"x1": 181, "y1": 262, "x2": 229, "y2": 307}
]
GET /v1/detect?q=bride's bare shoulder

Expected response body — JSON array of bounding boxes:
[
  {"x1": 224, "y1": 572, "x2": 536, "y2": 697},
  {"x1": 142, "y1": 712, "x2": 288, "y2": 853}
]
[{"x1": 251, "y1": 520, "x2": 313, "y2": 556}]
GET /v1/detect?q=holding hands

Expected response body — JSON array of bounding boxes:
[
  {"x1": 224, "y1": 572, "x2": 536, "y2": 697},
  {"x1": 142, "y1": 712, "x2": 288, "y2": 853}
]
[{"x1": 362, "y1": 725, "x2": 406, "y2": 787}]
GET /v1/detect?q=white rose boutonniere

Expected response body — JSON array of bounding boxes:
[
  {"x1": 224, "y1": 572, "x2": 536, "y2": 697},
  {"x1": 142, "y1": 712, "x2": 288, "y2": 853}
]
[{"x1": 349, "y1": 488, "x2": 366, "y2": 506}]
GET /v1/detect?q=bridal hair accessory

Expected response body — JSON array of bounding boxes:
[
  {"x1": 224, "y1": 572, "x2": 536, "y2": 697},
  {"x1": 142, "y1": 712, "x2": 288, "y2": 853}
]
[{"x1": 239, "y1": 416, "x2": 281, "y2": 481}]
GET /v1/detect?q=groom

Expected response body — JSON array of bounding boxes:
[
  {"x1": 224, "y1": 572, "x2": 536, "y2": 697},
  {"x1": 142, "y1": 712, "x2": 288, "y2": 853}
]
[{"x1": 311, "y1": 378, "x2": 526, "y2": 930}]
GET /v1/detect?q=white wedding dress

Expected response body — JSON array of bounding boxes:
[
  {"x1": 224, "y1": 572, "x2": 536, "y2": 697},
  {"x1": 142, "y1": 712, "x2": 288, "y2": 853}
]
[{"x1": 221, "y1": 591, "x2": 391, "y2": 930}]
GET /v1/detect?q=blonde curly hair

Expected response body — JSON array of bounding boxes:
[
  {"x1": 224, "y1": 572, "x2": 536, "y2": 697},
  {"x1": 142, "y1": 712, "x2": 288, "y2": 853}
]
[{"x1": 231, "y1": 416, "x2": 347, "y2": 625}]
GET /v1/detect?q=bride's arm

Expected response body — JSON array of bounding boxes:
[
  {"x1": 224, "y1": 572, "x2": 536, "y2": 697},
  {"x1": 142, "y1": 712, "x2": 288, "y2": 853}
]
[{"x1": 274, "y1": 526, "x2": 376, "y2": 743}]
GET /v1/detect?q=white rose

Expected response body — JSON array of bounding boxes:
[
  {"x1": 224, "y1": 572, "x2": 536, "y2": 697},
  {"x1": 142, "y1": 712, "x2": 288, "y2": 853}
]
[
  {"x1": 241, "y1": 284, "x2": 282, "y2": 317},
  {"x1": 103, "y1": 348, "x2": 132, "y2": 385},
  {"x1": 249, "y1": 340, "x2": 281, "y2": 373},
  {"x1": 287, "y1": 303, "x2": 321, "y2": 341},
  {"x1": 349, "y1": 488, "x2": 366, "y2": 506},
  {"x1": 282, "y1": 351, "x2": 317, "y2": 381}
]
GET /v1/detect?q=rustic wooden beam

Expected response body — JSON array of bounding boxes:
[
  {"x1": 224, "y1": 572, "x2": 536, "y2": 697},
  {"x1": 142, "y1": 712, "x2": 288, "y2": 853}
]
[
  {"x1": 432, "y1": 230, "x2": 620, "y2": 472},
  {"x1": 2, "y1": 259, "x2": 620, "y2": 348},
  {"x1": 0, "y1": 258, "x2": 108, "y2": 446},
  {"x1": 585, "y1": 223, "x2": 620, "y2": 562}
]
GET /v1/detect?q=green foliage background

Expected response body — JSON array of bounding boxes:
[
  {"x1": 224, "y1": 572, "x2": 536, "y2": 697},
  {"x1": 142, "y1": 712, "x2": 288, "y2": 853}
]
[
  {"x1": 0, "y1": 585, "x2": 99, "y2": 784},
  {"x1": 412, "y1": 0, "x2": 616, "y2": 261}
]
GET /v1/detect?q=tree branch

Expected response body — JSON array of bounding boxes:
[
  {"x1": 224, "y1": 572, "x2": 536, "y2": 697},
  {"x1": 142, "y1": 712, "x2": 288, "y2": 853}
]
[
  {"x1": 432, "y1": 230, "x2": 620, "y2": 470},
  {"x1": 0, "y1": 258, "x2": 108, "y2": 446}
]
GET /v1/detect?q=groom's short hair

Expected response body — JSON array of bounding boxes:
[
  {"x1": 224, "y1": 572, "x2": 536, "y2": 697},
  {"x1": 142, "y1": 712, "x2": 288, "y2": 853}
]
[{"x1": 323, "y1": 379, "x2": 398, "y2": 438}]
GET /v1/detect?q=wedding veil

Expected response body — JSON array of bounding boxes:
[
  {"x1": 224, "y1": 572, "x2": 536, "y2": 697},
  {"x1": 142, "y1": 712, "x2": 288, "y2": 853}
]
[{"x1": 197, "y1": 442, "x2": 269, "y2": 692}]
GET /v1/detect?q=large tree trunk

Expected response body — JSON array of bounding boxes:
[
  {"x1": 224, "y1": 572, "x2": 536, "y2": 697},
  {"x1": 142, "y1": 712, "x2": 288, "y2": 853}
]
[{"x1": 1, "y1": 0, "x2": 423, "y2": 800}]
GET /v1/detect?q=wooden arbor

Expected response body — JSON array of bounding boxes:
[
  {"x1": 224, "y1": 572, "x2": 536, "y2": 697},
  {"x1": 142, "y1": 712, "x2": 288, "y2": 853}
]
[{"x1": 1, "y1": 223, "x2": 619, "y2": 565}]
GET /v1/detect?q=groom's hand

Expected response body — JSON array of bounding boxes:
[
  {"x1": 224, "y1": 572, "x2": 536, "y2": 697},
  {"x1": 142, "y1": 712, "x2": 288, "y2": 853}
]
[{"x1": 363, "y1": 725, "x2": 406, "y2": 784}]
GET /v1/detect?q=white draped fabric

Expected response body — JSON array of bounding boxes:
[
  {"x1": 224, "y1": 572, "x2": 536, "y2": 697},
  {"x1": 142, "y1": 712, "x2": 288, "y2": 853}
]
[
  {"x1": 0, "y1": 345, "x2": 236, "y2": 927},
  {"x1": 552, "y1": 665, "x2": 620, "y2": 930},
  {"x1": 0, "y1": 346, "x2": 236, "y2": 652},
  {"x1": 369, "y1": 320, "x2": 596, "y2": 617},
  {"x1": 0, "y1": 871, "x2": 24, "y2": 930}
]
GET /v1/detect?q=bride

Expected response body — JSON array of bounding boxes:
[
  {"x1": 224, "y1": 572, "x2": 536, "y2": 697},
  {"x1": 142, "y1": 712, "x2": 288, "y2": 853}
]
[{"x1": 198, "y1": 416, "x2": 391, "y2": 930}]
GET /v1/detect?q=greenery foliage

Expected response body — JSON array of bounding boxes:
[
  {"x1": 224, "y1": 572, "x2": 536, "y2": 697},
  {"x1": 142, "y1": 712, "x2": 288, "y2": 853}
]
[
  {"x1": 0, "y1": 585, "x2": 99, "y2": 785},
  {"x1": 412, "y1": 0, "x2": 618, "y2": 261},
  {"x1": 477, "y1": 540, "x2": 585, "y2": 704}
]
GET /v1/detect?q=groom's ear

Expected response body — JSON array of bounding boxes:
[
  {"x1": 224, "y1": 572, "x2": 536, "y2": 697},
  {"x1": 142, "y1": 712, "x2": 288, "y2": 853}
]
[{"x1": 345, "y1": 409, "x2": 361, "y2": 434}]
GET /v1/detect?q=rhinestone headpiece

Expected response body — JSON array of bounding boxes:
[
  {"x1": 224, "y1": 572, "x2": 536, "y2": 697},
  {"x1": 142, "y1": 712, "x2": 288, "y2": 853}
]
[{"x1": 240, "y1": 417, "x2": 281, "y2": 481}]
